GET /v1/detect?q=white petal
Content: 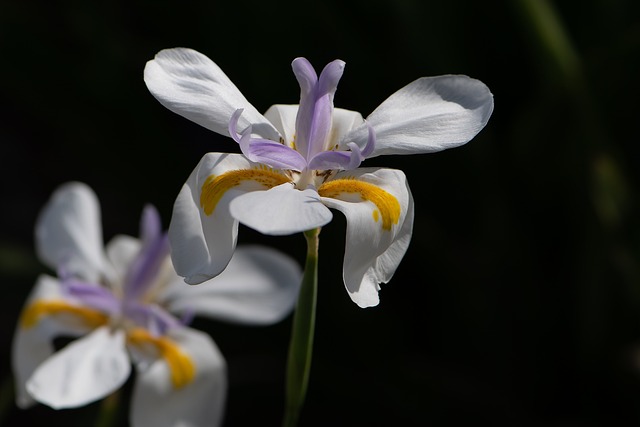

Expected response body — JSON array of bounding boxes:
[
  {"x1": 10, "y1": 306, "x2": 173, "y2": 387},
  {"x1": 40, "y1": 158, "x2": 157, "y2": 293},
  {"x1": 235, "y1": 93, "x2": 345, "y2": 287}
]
[
  {"x1": 144, "y1": 48, "x2": 279, "y2": 141},
  {"x1": 105, "y1": 235, "x2": 140, "y2": 293},
  {"x1": 330, "y1": 108, "x2": 365, "y2": 149},
  {"x1": 12, "y1": 275, "x2": 96, "y2": 408},
  {"x1": 170, "y1": 153, "x2": 290, "y2": 284},
  {"x1": 344, "y1": 75, "x2": 494, "y2": 157},
  {"x1": 35, "y1": 182, "x2": 110, "y2": 283},
  {"x1": 26, "y1": 326, "x2": 131, "y2": 409},
  {"x1": 320, "y1": 168, "x2": 413, "y2": 307},
  {"x1": 263, "y1": 104, "x2": 298, "y2": 146},
  {"x1": 169, "y1": 153, "x2": 243, "y2": 284},
  {"x1": 230, "y1": 183, "x2": 333, "y2": 235},
  {"x1": 131, "y1": 328, "x2": 226, "y2": 427},
  {"x1": 164, "y1": 245, "x2": 301, "y2": 324}
]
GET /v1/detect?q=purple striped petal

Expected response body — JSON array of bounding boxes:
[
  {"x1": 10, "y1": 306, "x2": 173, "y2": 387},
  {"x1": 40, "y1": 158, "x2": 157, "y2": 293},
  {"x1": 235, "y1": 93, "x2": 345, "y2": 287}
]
[
  {"x1": 230, "y1": 108, "x2": 308, "y2": 171},
  {"x1": 124, "y1": 301, "x2": 182, "y2": 336},
  {"x1": 123, "y1": 206, "x2": 170, "y2": 300},
  {"x1": 243, "y1": 140, "x2": 307, "y2": 171},
  {"x1": 62, "y1": 280, "x2": 120, "y2": 315},
  {"x1": 291, "y1": 58, "x2": 317, "y2": 96},
  {"x1": 292, "y1": 58, "x2": 345, "y2": 161},
  {"x1": 308, "y1": 124, "x2": 376, "y2": 171},
  {"x1": 307, "y1": 150, "x2": 352, "y2": 170}
]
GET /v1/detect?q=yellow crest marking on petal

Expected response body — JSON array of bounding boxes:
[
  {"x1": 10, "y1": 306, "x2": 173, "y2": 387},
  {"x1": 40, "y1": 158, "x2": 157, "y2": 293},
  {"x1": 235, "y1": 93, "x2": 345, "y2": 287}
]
[
  {"x1": 127, "y1": 328, "x2": 195, "y2": 389},
  {"x1": 318, "y1": 178, "x2": 401, "y2": 231},
  {"x1": 20, "y1": 300, "x2": 108, "y2": 329},
  {"x1": 200, "y1": 167, "x2": 290, "y2": 216}
]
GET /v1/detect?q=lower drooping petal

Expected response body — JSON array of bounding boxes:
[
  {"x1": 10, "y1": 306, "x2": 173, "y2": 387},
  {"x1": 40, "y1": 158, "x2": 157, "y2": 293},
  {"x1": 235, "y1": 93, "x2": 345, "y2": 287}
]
[
  {"x1": 319, "y1": 168, "x2": 413, "y2": 307},
  {"x1": 164, "y1": 245, "x2": 302, "y2": 325},
  {"x1": 229, "y1": 183, "x2": 333, "y2": 235},
  {"x1": 170, "y1": 153, "x2": 262, "y2": 284},
  {"x1": 130, "y1": 328, "x2": 226, "y2": 427},
  {"x1": 26, "y1": 326, "x2": 131, "y2": 409},
  {"x1": 12, "y1": 275, "x2": 106, "y2": 408}
]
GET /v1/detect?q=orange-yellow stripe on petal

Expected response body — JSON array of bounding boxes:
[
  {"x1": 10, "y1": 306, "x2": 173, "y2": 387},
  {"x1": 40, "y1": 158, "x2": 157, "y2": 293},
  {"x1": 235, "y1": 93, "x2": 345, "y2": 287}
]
[
  {"x1": 318, "y1": 178, "x2": 401, "y2": 231},
  {"x1": 200, "y1": 167, "x2": 290, "y2": 216},
  {"x1": 20, "y1": 300, "x2": 109, "y2": 329},
  {"x1": 127, "y1": 328, "x2": 195, "y2": 389}
]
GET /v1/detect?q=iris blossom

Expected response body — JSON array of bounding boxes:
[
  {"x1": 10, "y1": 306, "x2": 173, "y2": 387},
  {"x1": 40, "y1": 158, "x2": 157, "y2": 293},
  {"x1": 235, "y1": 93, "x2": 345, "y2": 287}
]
[
  {"x1": 144, "y1": 48, "x2": 494, "y2": 307},
  {"x1": 12, "y1": 182, "x2": 301, "y2": 427}
]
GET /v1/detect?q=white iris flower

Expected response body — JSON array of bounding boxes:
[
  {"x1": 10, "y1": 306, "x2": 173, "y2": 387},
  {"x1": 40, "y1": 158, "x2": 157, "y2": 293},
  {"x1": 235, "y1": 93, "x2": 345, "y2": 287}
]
[
  {"x1": 144, "y1": 48, "x2": 493, "y2": 307},
  {"x1": 12, "y1": 182, "x2": 301, "y2": 427}
]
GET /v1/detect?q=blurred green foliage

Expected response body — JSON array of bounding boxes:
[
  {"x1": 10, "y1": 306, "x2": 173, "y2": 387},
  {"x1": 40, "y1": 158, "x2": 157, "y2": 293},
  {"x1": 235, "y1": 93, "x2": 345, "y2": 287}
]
[{"x1": 1, "y1": 0, "x2": 639, "y2": 425}]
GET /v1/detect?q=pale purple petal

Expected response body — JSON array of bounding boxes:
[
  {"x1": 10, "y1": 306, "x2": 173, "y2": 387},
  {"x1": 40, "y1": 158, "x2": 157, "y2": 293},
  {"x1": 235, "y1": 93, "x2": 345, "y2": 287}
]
[
  {"x1": 307, "y1": 150, "x2": 352, "y2": 170},
  {"x1": 291, "y1": 57, "x2": 317, "y2": 95},
  {"x1": 229, "y1": 108, "x2": 307, "y2": 171},
  {"x1": 292, "y1": 58, "x2": 346, "y2": 160},
  {"x1": 123, "y1": 205, "x2": 170, "y2": 300},
  {"x1": 308, "y1": 125, "x2": 374, "y2": 171},
  {"x1": 317, "y1": 60, "x2": 346, "y2": 96},
  {"x1": 140, "y1": 205, "x2": 163, "y2": 245},
  {"x1": 123, "y1": 233, "x2": 170, "y2": 300},
  {"x1": 124, "y1": 302, "x2": 182, "y2": 336},
  {"x1": 62, "y1": 280, "x2": 120, "y2": 315},
  {"x1": 243, "y1": 139, "x2": 308, "y2": 171}
]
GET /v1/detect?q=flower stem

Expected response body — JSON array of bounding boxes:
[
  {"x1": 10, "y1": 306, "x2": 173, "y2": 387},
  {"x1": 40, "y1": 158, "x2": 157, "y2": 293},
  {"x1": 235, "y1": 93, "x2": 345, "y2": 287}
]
[
  {"x1": 0, "y1": 374, "x2": 14, "y2": 426},
  {"x1": 283, "y1": 227, "x2": 320, "y2": 427},
  {"x1": 95, "y1": 389, "x2": 120, "y2": 427}
]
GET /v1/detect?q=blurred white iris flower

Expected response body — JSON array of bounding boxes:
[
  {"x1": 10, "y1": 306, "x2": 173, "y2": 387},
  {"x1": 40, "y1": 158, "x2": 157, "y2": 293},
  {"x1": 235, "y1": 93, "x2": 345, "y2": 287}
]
[{"x1": 12, "y1": 182, "x2": 301, "y2": 427}]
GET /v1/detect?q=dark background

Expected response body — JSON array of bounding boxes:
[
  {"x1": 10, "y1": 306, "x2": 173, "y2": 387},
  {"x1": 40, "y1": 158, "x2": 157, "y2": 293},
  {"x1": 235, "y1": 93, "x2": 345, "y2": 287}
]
[{"x1": 2, "y1": 0, "x2": 640, "y2": 425}]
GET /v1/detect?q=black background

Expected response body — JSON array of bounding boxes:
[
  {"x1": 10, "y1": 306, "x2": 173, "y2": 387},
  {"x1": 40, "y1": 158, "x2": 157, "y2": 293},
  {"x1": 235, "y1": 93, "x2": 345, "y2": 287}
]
[{"x1": 1, "y1": 0, "x2": 640, "y2": 425}]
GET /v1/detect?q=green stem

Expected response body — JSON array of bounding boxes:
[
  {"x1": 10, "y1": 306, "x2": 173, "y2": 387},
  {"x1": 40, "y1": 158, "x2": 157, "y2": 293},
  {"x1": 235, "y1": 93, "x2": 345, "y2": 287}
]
[
  {"x1": 0, "y1": 374, "x2": 14, "y2": 426},
  {"x1": 282, "y1": 227, "x2": 320, "y2": 427},
  {"x1": 514, "y1": 0, "x2": 583, "y2": 88},
  {"x1": 95, "y1": 389, "x2": 120, "y2": 427}
]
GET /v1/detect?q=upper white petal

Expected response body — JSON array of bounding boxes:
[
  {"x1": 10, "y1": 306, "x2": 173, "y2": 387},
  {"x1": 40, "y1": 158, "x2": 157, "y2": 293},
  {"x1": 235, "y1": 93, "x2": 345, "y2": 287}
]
[
  {"x1": 144, "y1": 48, "x2": 279, "y2": 140},
  {"x1": 131, "y1": 328, "x2": 226, "y2": 427},
  {"x1": 229, "y1": 183, "x2": 333, "y2": 235},
  {"x1": 329, "y1": 108, "x2": 365, "y2": 149},
  {"x1": 343, "y1": 75, "x2": 494, "y2": 157},
  {"x1": 12, "y1": 275, "x2": 96, "y2": 408},
  {"x1": 164, "y1": 245, "x2": 301, "y2": 325},
  {"x1": 263, "y1": 104, "x2": 298, "y2": 146},
  {"x1": 35, "y1": 182, "x2": 111, "y2": 283},
  {"x1": 26, "y1": 326, "x2": 131, "y2": 409},
  {"x1": 320, "y1": 168, "x2": 413, "y2": 307},
  {"x1": 105, "y1": 234, "x2": 140, "y2": 294}
]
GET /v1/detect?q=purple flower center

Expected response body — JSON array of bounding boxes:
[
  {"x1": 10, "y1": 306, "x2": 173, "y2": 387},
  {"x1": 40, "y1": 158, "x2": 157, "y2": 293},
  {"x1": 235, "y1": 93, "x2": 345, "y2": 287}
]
[
  {"x1": 61, "y1": 205, "x2": 181, "y2": 336},
  {"x1": 228, "y1": 58, "x2": 375, "y2": 177}
]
